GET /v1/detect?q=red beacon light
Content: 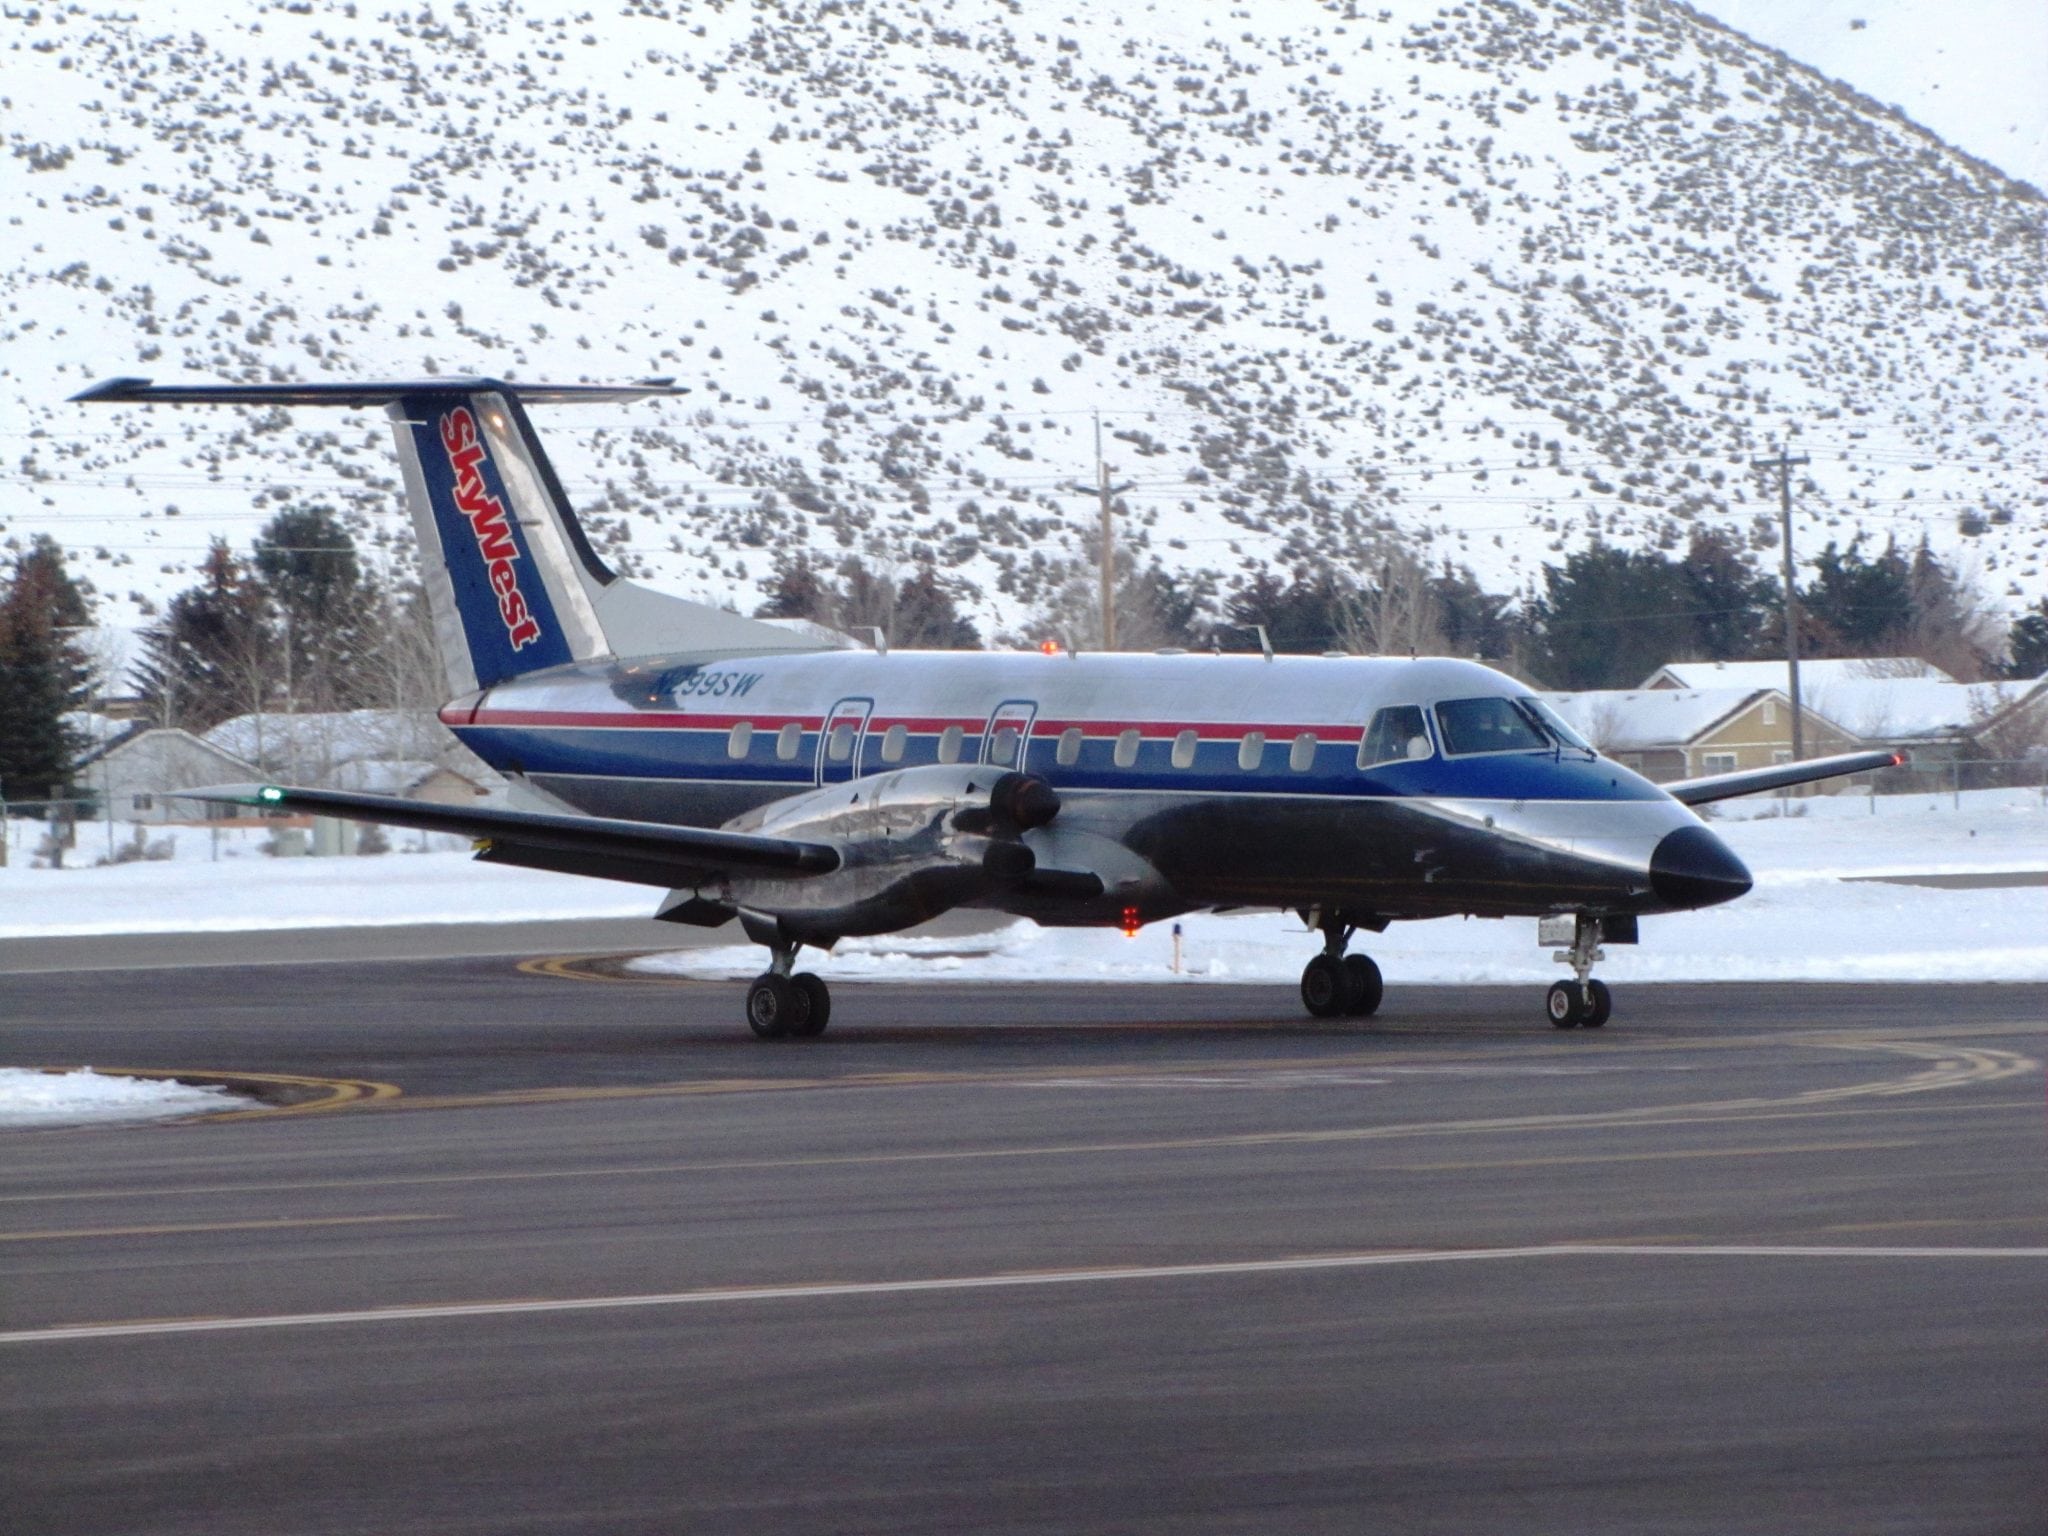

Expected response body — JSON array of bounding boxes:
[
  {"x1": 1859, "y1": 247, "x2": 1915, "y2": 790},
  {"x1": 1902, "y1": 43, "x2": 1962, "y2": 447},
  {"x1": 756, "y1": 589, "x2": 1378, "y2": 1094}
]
[
  {"x1": 1120, "y1": 905, "x2": 1142, "y2": 939},
  {"x1": 1039, "y1": 639, "x2": 1060, "y2": 656}
]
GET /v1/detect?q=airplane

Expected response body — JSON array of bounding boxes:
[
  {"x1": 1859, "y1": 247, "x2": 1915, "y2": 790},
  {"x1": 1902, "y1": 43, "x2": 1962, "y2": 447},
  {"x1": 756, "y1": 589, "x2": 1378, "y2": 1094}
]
[{"x1": 75, "y1": 376, "x2": 1899, "y2": 1037}]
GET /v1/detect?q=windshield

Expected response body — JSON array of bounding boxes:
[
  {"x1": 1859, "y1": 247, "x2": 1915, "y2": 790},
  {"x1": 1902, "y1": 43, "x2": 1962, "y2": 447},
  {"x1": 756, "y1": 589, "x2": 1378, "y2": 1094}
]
[
  {"x1": 1522, "y1": 697, "x2": 1593, "y2": 753},
  {"x1": 1434, "y1": 696, "x2": 1550, "y2": 756}
]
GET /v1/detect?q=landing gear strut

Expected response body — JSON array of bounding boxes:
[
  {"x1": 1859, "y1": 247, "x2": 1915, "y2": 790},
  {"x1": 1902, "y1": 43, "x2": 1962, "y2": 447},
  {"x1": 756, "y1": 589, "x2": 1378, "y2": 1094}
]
[
  {"x1": 1544, "y1": 914, "x2": 1613, "y2": 1030},
  {"x1": 744, "y1": 934, "x2": 831, "y2": 1040},
  {"x1": 1299, "y1": 912, "x2": 1383, "y2": 1019}
]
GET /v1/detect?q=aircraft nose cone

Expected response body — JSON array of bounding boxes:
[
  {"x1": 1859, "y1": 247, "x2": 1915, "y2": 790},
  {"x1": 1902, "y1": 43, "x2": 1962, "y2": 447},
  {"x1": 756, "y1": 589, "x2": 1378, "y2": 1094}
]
[{"x1": 1650, "y1": 825, "x2": 1752, "y2": 910}]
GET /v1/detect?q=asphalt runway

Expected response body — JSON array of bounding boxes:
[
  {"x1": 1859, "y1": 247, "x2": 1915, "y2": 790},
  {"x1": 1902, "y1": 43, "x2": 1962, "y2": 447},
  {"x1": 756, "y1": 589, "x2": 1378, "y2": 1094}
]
[{"x1": 4, "y1": 942, "x2": 2045, "y2": 1534}]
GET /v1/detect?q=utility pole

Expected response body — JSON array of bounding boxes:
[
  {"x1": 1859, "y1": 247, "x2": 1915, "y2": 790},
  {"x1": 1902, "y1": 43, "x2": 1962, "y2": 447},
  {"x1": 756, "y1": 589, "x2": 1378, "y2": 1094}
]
[
  {"x1": 1060, "y1": 412, "x2": 1136, "y2": 649},
  {"x1": 1753, "y1": 443, "x2": 1811, "y2": 761}
]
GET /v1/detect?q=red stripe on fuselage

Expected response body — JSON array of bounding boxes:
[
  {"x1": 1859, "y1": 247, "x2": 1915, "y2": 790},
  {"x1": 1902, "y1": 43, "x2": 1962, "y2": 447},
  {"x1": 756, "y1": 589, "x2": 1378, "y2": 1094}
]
[{"x1": 455, "y1": 707, "x2": 1364, "y2": 741}]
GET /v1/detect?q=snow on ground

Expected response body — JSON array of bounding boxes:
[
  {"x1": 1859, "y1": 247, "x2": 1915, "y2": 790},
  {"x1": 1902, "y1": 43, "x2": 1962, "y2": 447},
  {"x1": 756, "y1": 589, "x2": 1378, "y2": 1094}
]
[
  {"x1": 0, "y1": 824, "x2": 646, "y2": 938},
  {"x1": 0, "y1": 1068, "x2": 237, "y2": 1129},
  {"x1": 631, "y1": 881, "x2": 2047, "y2": 989},
  {"x1": 1, "y1": 789, "x2": 2043, "y2": 972}
]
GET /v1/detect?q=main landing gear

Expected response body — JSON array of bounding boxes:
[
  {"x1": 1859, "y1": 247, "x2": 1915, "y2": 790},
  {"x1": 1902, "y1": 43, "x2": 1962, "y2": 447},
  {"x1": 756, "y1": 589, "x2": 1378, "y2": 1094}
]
[
  {"x1": 744, "y1": 940, "x2": 832, "y2": 1040},
  {"x1": 1544, "y1": 913, "x2": 1615, "y2": 1030},
  {"x1": 1298, "y1": 912, "x2": 1383, "y2": 1019}
]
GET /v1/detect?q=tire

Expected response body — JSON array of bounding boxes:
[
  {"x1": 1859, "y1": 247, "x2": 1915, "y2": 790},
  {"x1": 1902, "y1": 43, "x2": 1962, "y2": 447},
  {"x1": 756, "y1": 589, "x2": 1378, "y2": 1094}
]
[
  {"x1": 1341, "y1": 954, "x2": 1383, "y2": 1017},
  {"x1": 790, "y1": 973, "x2": 831, "y2": 1037},
  {"x1": 1546, "y1": 980, "x2": 1584, "y2": 1029},
  {"x1": 1300, "y1": 954, "x2": 1346, "y2": 1018},
  {"x1": 746, "y1": 974, "x2": 798, "y2": 1039},
  {"x1": 1582, "y1": 979, "x2": 1612, "y2": 1029}
]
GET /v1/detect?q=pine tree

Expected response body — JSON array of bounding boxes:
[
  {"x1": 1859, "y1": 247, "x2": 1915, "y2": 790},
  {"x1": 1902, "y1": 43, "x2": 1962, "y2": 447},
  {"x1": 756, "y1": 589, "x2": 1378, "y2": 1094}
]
[
  {"x1": 2004, "y1": 598, "x2": 2048, "y2": 680},
  {"x1": 250, "y1": 506, "x2": 378, "y2": 710},
  {"x1": 1678, "y1": 528, "x2": 1778, "y2": 662},
  {"x1": 1798, "y1": 538, "x2": 1914, "y2": 656},
  {"x1": 133, "y1": 539, "x2": 278, "y2": 731},
  {"x1": 1428, "y1": 563, "x2": 1518, "y2": 662},
  {"x1": 1528, "y1": 546, "x2": 1695, "y2": 689},
  {"x1": 0, "y1": 536, "x2": 95, "y2": 803},
  {"x1": 1214, "y1": 563, "x2": 1355, "y2": 653},
  {"x1": 1901, "y1": 540, "x2": 2000, "y2": 680}
]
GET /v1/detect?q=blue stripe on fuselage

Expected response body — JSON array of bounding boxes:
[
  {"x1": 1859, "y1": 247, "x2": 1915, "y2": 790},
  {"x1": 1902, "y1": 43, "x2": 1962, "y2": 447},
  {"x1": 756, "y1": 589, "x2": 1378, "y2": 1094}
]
[{"x1": 451, "y1": 722, "x2": 1669, "y2": 805}]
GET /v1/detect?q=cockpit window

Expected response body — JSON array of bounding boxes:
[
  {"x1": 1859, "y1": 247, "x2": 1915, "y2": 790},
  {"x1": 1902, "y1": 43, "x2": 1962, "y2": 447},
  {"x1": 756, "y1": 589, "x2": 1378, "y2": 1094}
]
[
  {"x1": 1434, "y1": 696, "x2": 1550, "y2": 756},
  {"x1": 1522, "y1": 697, "x2": 1592, "y2": 753},
  {"x1": 1358, "y1": 705, "x2": 1433, "y2": 769}
]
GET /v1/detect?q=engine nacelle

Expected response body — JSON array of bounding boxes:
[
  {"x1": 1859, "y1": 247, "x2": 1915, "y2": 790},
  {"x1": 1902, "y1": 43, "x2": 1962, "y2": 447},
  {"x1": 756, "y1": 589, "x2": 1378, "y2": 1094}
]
[{"x1": 692, "y1": 764, "x2": 1061, "y2": 943}]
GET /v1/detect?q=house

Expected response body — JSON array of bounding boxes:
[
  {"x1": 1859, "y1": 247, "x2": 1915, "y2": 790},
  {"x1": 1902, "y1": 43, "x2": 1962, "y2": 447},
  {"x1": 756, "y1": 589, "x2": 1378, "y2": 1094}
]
[
  {"x1": 73, "y1": 727, "x2": 262, "y2": 823},
  {"x1": 201, "y1": 708, "x2": 506, "y2": 800},
  {"x1": 202, "y1": 709, "x2": 454, "y2": 782},
  {"x1": 326, "y1": 758, "x2": 492, "y2": 805},
  {"x1": 1800, "y1": 676, "x2": 2047, "y2": 767},
  {"x1": 1643, "y1": 661, "x2": 2045, "y2": 764},
  {"x1": 1539, "y1": 687, "x2": 1862, "y2": 784}
]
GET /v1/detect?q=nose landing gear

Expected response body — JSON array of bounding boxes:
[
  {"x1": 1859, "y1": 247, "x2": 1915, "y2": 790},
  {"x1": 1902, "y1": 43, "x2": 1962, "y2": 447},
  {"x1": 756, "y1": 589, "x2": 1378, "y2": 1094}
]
[
  {"x1": 1299, "y1": 911, "x2": 1384, "y2": 1019},
  {"x1": 1542, "y1": 913, "x2": 1621, "y2": 1029}
]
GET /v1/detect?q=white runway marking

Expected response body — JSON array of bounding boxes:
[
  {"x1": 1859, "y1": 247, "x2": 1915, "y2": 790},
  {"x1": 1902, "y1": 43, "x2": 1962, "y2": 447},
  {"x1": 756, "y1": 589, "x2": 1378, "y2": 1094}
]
[{"x1": 5, "y1": 1244, "x2": 2046, "y2": 1345}]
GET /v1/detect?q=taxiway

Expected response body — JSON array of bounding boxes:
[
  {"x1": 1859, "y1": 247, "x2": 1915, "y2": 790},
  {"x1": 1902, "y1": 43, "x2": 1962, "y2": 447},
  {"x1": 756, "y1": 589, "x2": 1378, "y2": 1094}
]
[{"x1": 3, "y1": 941, "x2": 2043, "y2": 1533}]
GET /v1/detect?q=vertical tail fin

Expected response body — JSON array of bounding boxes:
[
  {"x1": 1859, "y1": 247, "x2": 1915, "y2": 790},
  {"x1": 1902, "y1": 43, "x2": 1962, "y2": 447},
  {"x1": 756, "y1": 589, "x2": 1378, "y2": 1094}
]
[{"x1": 75, "y1": 376, "x2": 829, "y2": 697}]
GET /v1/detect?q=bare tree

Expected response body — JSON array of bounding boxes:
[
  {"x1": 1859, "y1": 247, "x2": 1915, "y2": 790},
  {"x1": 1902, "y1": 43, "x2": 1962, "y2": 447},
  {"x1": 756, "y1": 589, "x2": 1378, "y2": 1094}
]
[{"x1": 1334, "y1": 541, "x2": 1447, "y2": 657}]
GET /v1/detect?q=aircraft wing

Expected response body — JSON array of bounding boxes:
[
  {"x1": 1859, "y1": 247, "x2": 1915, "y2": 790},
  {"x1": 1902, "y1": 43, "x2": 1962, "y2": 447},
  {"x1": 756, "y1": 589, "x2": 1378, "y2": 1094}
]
[
  {"x1": 1663, "y1": 750, "x2": 1901, "y2": 807},
  {"x1": 173, "y1": 784, "x2": 840, "y2": 888}
]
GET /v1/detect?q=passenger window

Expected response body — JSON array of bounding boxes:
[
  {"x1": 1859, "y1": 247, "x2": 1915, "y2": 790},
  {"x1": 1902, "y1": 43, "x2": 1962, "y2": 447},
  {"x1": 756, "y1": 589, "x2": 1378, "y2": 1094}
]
[
  {"x1": 827, "y1": 723, "x2": 855, "y2": 762},
  {"x1": 880, "y1": 723, "x2": 908, "y2": 764},
  {"x1": 726, "y1": 721, "x2": 754, "y2": 759},
  {"x1": 937, "y1": 725, "x2": 964, "y2": 764},
  {"x1": 1289, "y1": 732, "x2": 1318, "y2": 772},
  {"x1": 1113, "y1": 728, "x2": 1141, "y2": 768},
  {"x1": 1358, "y1": 705, "x2": 1430, "y2": 769},
  {"x1": 1056, "y1": 727, "x2": 1083, "y2": 766},
  {"x1": 1171, "y1": 730, "x2": 1199, "y2": 769},
  {"x1": 775, "y1": 723, "x2": 801, "y2": 761},
  {"x1": 1436, "y1": 696, "x2": 1547, "y2": 756},
  {"x1": 1237, "y1": 731, "x2": 1265, "y2": 770},
  {"x1": 989, "y1": 725, "x2": 1020, "y2": 767}
]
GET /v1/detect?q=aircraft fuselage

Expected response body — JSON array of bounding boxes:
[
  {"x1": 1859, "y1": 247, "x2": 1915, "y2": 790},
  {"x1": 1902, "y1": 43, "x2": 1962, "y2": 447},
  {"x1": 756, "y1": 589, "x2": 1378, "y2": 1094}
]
[{"x1": 441, "y1": 649, "x2": 1747, "y2": 930}]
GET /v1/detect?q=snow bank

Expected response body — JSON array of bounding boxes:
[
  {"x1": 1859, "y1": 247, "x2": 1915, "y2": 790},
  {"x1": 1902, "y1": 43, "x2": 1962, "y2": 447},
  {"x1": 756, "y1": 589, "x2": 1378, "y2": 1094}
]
[
  {"x1": 0, "y1": 1068, "x2": 236, "y2": 1128},
  {"x1": 629, "y1": 872, "x2": 2048, "y2": 988},
  {"x1": 1, "y1": 790, "x2": 2042, "y2": 983},
  {"x1": 0, "y1": 841, "x2": 648, "y2": 939}
]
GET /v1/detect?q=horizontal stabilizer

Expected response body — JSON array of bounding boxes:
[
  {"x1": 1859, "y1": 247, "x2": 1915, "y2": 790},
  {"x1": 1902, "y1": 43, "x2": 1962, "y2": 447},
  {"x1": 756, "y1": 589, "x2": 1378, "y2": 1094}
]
[
  {"x1": 71, "y1": 376, "x2": 686, "y2": 407},
  {"x1": 1664, "y1": 749, "x2": 1901, "y2": 806},
  {"x1": 173, "y1": 784, "x2": 839, "y2": 888}
]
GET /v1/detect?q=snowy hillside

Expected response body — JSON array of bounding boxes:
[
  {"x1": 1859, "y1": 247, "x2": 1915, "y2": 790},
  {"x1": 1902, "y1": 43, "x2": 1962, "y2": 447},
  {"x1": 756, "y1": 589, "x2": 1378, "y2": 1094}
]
[{"x1": 4, "y1": 0, "x2": 2043, "y2": 639}]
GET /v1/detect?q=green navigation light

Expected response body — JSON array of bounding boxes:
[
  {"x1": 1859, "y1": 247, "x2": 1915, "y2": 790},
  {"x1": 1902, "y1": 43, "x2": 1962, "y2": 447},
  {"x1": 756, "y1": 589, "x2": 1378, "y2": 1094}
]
[{"x1": 257, "y1": 786, "x2": 285, "y2": 804}]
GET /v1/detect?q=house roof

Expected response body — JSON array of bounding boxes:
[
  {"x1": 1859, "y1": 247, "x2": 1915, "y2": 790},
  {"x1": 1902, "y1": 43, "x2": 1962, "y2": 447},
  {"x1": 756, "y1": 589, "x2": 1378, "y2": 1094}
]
[
  {"x1": 325, "y1": 759, "x2": 480, "y2": 796},
  {"x1": 76, "y1": 726, "x2": 258, "y2": 775},
  {"x1": 202, "y1": 709, "x2": 451, "y2": 771},
  {"x1": 1536, "y1": 688, "x2": 1775, "y2": 750},
  {"x1": 1643, "y1": 657, "x2": 1956, "y2": 691},
  {"x1": 1800, "y1": 678, "x2": 2036, "y2": 741}
]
